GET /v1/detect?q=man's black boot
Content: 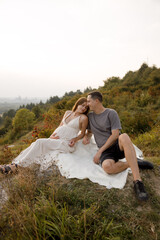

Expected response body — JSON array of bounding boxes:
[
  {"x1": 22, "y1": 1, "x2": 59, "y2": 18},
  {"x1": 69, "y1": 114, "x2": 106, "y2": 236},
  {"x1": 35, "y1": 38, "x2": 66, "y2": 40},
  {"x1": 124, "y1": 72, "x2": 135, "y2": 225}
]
[
  {"x1": 134, "y1": 180, "x2": 148, "y2": 201},
  {"x1": 137, "y1": 158, "x2": 154, "y2": 170}
]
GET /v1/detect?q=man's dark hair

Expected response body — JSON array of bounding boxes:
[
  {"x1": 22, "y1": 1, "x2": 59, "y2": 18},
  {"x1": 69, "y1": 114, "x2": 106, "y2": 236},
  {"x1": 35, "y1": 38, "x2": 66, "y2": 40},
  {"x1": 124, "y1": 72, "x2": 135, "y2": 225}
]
[{"x1": 88, "y1": 91, "x2": 103, "y2": 102}]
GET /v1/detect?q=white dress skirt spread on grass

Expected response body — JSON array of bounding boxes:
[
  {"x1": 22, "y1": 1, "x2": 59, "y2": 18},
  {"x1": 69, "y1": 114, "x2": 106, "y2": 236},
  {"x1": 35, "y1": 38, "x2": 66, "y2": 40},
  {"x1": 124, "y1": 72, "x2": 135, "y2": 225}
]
[{"x1": 13, "y1": 115, "x2": 143, "y2": 189}]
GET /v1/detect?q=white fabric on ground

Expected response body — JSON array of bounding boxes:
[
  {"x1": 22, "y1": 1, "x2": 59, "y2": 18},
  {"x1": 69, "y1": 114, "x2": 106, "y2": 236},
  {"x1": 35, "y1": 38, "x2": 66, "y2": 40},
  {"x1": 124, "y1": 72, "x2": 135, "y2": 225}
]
[{"x1": 13, "y1": 115, "x2": 143, "y2": 189}]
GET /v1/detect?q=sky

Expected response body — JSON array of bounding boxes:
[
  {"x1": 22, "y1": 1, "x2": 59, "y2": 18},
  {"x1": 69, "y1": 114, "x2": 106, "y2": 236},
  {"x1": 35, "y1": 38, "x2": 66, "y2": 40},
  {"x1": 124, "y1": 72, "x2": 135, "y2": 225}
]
[{"x1": 0, "y1": 0, "x2": 160, "y2": 99}]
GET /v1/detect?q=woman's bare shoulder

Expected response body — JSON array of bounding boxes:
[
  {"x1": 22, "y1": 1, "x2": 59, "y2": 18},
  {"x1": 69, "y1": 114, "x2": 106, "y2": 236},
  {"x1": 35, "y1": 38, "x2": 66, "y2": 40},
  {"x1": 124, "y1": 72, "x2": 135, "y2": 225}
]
[
  {"x1": 64, "y1": 110, "x2": 72, "y2": 117},
  {"x1": 80, "y1": 114, "x2": 88, "y2": 121}
]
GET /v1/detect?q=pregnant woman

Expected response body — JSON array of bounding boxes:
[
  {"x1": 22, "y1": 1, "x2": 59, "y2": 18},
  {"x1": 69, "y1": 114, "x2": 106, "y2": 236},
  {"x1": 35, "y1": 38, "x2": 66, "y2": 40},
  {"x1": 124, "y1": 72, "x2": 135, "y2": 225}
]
[{"x1": 0, "y1": 97, "x2": 89, "y2": 172}]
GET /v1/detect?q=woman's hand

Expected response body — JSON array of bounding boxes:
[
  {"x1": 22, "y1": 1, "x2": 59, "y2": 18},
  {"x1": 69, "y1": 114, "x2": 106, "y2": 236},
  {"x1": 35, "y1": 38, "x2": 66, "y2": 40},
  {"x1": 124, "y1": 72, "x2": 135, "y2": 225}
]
[
  {"x1": 68, "y1": 138, "x2": 76, "y2": 147},
  {"x1": 50, "y1": 133, "x2": 59, "y2": 139}
]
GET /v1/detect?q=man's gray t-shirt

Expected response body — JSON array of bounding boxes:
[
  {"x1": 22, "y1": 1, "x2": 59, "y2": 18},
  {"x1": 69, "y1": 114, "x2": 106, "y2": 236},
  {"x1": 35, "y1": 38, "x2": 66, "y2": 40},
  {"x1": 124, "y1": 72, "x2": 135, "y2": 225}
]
[{"x1": 88, "y1": 108, "x2": 122, "y2": 148}]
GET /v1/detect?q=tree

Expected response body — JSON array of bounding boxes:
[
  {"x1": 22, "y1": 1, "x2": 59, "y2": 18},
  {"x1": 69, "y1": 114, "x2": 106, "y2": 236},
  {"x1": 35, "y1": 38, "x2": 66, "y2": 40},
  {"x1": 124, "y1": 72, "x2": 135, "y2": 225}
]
[
  {"x1": 4, "y1": 116, "x2": 12, "y2": 129},
  {"x1": 12, "y1": 108, "x2": 35, "y2": 133},
  {"x1": 84, "y1": 86, "x2": 93, "y2": 93},
  {"x1": 3, "y1": 109, "x2": 16, "y2": 119},
  {"x1": 0, "y1": 116, "x2": 3, "y2": 125},
  {"x1": 47, "y1": 96, "x2": 60, "y2": 104},
  {"x1": 32, "y1": 105, "x2": 41, "y2": 119},
  {"x1": 26, "y1": 103, "x2": 35, "y2": 110}
]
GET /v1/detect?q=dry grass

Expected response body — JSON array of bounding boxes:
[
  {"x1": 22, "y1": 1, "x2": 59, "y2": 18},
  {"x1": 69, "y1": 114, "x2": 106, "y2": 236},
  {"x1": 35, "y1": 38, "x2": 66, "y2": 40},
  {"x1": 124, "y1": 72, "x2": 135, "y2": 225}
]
[
  {"x1": 0, "y1": 129, "x2": 160, "y2": 239},
  {"x1": 0, "y1": 161, "x2": 160, "y2": 240}
]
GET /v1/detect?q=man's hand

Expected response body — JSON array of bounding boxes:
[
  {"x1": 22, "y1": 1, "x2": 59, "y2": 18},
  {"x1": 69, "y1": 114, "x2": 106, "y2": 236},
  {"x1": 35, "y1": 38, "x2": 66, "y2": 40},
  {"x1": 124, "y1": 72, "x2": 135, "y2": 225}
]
[
  {"x1": 82, "y1": 135, "x2": 90, "y2": 145},
  {"x1": 93, "y1": 151, "x2": 102, "y2": 164},
  {"x1": 50, "y1": 133, "x2": 59, "y2": 139}
]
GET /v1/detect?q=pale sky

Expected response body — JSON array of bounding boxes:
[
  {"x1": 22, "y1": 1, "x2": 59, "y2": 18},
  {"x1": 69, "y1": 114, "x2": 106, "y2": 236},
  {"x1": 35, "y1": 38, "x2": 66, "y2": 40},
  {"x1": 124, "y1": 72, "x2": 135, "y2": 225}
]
[{"x1": 0, "y1": 0, "x2": 160, "y2": 99}]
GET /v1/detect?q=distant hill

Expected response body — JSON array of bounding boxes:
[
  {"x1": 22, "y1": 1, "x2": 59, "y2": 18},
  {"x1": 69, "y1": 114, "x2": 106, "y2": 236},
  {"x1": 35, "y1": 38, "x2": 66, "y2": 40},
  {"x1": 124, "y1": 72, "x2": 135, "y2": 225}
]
[{"x1": 0, "y1": 97, "x2": 46, "y2": 114}]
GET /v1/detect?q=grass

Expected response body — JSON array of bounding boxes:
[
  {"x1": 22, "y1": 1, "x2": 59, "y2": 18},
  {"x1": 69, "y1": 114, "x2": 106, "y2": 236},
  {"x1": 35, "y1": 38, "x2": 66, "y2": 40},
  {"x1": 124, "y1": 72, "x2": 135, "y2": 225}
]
[
  {"x1": 133, "y1": 125, "x2": 160, "y2": 158},
  {"x1": 0, "y1": 131, "x2": 160, "y2": 240},
  {"x1": 0, "y1": 161, "x2": 160, "y2": 240},
  {"x1": 0, "y1": 131, "x2": 34, "y2": 165}
]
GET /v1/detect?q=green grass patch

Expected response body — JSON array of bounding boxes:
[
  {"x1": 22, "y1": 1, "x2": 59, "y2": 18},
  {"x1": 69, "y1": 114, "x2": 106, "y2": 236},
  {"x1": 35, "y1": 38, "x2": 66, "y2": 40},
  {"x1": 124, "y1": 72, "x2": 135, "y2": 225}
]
[{"x1": 0, "y1": 165, "x2": 160, "y2": 240}]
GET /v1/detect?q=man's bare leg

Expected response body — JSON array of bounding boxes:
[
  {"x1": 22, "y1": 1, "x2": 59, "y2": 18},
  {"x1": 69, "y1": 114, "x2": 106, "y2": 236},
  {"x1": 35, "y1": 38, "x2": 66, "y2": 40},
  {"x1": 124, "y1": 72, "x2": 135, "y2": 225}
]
[
  {"x1": 101, "y1": 135, "x2": 148, "y2": 201},
  {"x1": 102, "y1": 159, "x2": 129, "y2": 174},
  {"x1": 118, "y1": 133, "x2": 141, "y2": 181},
  {"x1": 101, "y1": 133, "x2": 141, "y2": 181}
]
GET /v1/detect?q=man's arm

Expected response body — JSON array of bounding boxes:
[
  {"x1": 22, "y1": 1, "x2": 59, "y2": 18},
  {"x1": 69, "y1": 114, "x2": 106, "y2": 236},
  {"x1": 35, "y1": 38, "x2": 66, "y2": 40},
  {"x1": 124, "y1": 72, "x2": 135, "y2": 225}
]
[{"x1": 93, "y1": 129, "x2": 119, "y2": 164}]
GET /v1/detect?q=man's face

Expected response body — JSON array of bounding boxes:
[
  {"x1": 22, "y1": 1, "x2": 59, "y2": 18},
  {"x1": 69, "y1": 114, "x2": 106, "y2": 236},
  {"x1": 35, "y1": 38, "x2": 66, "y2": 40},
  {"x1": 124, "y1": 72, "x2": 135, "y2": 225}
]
[{"x1": 87, "y1": 95, "x2": 96, "y2": 111}]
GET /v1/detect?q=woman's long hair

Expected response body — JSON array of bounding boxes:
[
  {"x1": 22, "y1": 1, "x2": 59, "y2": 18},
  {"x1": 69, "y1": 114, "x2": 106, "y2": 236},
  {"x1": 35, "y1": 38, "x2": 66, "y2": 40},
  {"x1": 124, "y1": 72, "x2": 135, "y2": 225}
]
[{"x1": 72, "y1": 97, "x2": 89, "y2": 115}]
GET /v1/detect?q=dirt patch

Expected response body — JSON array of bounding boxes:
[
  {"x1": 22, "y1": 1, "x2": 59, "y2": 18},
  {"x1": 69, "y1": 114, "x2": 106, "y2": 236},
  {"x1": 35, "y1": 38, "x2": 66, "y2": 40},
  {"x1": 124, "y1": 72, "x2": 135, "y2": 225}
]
[{"x1": 0, "y1": 179, "x2": 8, "y2": 210}]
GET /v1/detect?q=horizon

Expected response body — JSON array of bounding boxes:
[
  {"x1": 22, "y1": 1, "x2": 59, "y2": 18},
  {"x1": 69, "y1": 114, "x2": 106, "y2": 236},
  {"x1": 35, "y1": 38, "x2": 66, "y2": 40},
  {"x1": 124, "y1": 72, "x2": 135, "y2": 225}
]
[{"x1": 1, "y1": 62, "x2": 158, "y2": 100}]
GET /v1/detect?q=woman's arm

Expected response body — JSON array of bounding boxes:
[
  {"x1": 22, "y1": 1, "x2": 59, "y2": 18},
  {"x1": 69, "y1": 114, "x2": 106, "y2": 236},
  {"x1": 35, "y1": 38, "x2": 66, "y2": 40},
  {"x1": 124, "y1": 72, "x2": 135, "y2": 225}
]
[
  {"x1": 82, "y1": 129, "x2": 92, "y2": 145},
  {"x1": 69, "y1": 115, "x2": 88, "y2": 147}
]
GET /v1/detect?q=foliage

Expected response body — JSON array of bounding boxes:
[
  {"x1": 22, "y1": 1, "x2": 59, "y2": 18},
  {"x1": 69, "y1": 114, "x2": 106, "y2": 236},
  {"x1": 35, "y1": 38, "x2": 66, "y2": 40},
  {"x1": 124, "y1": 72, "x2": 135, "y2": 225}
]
[
  {"x1": 12, "y1": 108, "x2": 35, "y2": 133},
  {"x1": 0, "y1": 110, "x2": 15, "y2": 136},
  {"x1": 0, "y1": 127, "x2": 7, "y2": 136},
  {"x1": 84, "y1": 86, "x2": 93, "y2": 93},
  {"x1": 32, "y1": 105, "x2": 42, "y2": 119},
  {"x1": 43, "y1": 109, "x2": 64, "y2": 130},
  {"x1": 3, "y1": 116, "x2": 12, "y2": 129},
  {"x1": 0, "y1": 165, "x2": 160, "y2": 240},
  {"x1": 30, "y1": 109, "x2": 65, "y2": 139},
  {"x1": 46, "y1": 95, "x2": 60, "y2": 104},
  {"x1": 0, "y1": 63, "x2": 160, "y2": 150},
  {"x1": 0, "y1": 116, "x2": 3, "y2": 125},
  {"x1": 0, "y1": 63, "x2": 160, "y2": 238},
  {"x1": 63, "y1": 89, "x2": 82, "y2": 97},
  {"x1": 2, "y1": 109, "x2": 16, "y2": 119},
  {"x1": 0, "y1": 145, "x2": 16, "y2": 164},
  {"x1": 133, "y1": 125, "x2": 160, "y2": 156}
]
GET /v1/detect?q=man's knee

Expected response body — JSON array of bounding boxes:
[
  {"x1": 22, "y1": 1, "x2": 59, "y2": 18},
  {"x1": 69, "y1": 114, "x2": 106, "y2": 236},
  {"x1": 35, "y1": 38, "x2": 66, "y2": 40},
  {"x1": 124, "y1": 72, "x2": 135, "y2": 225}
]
[
  {"x1": 119, "y1": 133, "x2": 131, "y2": 146},
  {"x1": 102, "y1": 160, "x2": 115, "y2": 174}
]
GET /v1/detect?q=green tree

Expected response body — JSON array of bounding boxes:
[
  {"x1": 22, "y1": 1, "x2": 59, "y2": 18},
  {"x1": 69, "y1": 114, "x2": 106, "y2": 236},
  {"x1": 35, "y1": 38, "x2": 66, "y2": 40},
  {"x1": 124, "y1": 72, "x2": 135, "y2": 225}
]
[
  {"x1": 3, "y1": 109, "x2": 16, "y2": 119},
  {"x1": 4, "y1": 116, "x2": 12, "y2": 129},
  {"x1": 12, "y1": 108, "x2": 35, "y2": 133},
  {"x1": 0, "y1": 116, "x2": 3, "y2": 125},
  {"x1": 47, "y1": 96, "x2": 60, "y2": 104},
  {"x1": 32, "y1": 105, "x2": 42, "y2": 119}
]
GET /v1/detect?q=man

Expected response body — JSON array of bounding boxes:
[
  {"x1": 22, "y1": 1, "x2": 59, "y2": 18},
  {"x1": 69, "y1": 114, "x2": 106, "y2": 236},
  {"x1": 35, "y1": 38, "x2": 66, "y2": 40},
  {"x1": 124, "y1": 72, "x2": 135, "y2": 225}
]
[{"x1": 83, "y1": 91, "x2": 148, "y2": 201}]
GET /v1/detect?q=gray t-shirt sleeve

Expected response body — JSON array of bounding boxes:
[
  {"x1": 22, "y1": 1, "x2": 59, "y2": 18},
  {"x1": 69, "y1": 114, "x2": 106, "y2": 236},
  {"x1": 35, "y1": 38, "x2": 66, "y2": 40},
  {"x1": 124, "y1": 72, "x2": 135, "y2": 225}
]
[
  {"x1": 87, "y1": 120, "x2": 91, "y2": 130},
  {"x1": 108, "y1": 109, "x2": 122, "y2": 131}
]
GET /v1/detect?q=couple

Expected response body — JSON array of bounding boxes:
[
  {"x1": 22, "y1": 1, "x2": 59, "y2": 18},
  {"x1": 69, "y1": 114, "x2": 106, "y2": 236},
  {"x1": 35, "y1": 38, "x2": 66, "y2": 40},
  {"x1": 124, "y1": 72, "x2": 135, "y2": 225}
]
[{"x1": 1, "y1": 91, "x2": 149, "y2": 201}]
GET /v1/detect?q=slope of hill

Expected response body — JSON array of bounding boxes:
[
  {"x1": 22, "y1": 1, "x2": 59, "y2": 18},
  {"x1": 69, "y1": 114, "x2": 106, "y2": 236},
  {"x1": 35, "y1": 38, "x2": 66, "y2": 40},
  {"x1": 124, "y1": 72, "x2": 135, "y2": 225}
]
[{"x1": 0, "y1": 63, "x2": 160, "y2": 239}]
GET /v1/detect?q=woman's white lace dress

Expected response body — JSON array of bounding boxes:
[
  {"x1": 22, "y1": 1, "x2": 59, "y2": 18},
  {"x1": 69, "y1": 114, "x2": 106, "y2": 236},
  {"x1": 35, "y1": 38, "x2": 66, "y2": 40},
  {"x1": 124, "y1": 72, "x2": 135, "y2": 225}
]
[{"x1": 13, "y1": 115, "x2": 143, "y2": 189}]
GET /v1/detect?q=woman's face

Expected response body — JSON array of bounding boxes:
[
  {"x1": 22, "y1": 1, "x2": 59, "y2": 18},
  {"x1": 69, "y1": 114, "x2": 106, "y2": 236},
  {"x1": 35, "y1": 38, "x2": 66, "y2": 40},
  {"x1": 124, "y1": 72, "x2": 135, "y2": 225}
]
[{"x1": 76, "y1": 102, "x2": 88, "y2": 113}]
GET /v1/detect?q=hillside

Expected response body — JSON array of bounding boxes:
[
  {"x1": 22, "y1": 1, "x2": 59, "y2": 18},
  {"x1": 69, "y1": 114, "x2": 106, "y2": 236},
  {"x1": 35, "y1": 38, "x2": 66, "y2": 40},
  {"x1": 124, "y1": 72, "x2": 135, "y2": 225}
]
[{"x1": 0, "y1": 63, "x2": 160, "y2": 239}]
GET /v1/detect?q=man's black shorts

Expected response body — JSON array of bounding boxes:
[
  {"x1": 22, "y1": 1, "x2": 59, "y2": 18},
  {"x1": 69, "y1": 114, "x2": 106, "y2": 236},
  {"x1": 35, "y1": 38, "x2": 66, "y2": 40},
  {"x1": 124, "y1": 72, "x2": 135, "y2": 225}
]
[{"x1": 100, "y1": 139, "x2": 125, "y2": 165}]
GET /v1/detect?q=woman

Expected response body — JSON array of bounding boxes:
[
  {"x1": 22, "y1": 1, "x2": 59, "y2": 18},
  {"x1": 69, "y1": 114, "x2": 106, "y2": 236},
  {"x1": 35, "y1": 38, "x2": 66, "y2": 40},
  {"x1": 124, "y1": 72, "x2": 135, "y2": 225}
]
[{"x1": 0, "y1": 97, "x2": 89, "y2": 173}]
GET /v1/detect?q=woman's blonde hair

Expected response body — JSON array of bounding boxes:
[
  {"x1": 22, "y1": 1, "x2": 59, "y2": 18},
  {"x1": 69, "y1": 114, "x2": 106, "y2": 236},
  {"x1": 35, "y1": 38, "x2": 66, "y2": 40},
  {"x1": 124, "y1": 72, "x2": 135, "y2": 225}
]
[{"x1": 72, "y1": 97, "x2": 89, "y2": 115}]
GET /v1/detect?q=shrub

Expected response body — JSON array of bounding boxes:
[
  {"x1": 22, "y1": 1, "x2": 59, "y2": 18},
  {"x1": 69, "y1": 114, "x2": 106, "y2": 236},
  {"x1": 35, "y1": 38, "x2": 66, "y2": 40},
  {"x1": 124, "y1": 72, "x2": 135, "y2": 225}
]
[
  {"x1": 133, "y1": 125, "x2": 160, "y2": 156},
  {"x1": 12, "y1": 108, "x2": 35, "y2": 133}
]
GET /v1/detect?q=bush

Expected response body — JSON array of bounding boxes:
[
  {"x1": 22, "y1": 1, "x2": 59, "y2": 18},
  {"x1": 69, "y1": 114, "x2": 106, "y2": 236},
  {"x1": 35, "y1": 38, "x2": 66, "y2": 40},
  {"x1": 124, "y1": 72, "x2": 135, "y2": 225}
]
[
  {"x1": 133, "y1": 125, "x2": 160, "y2": 156},
  {"x1": 12, "y1": 108, "x2": 35, "y2": 133}
]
